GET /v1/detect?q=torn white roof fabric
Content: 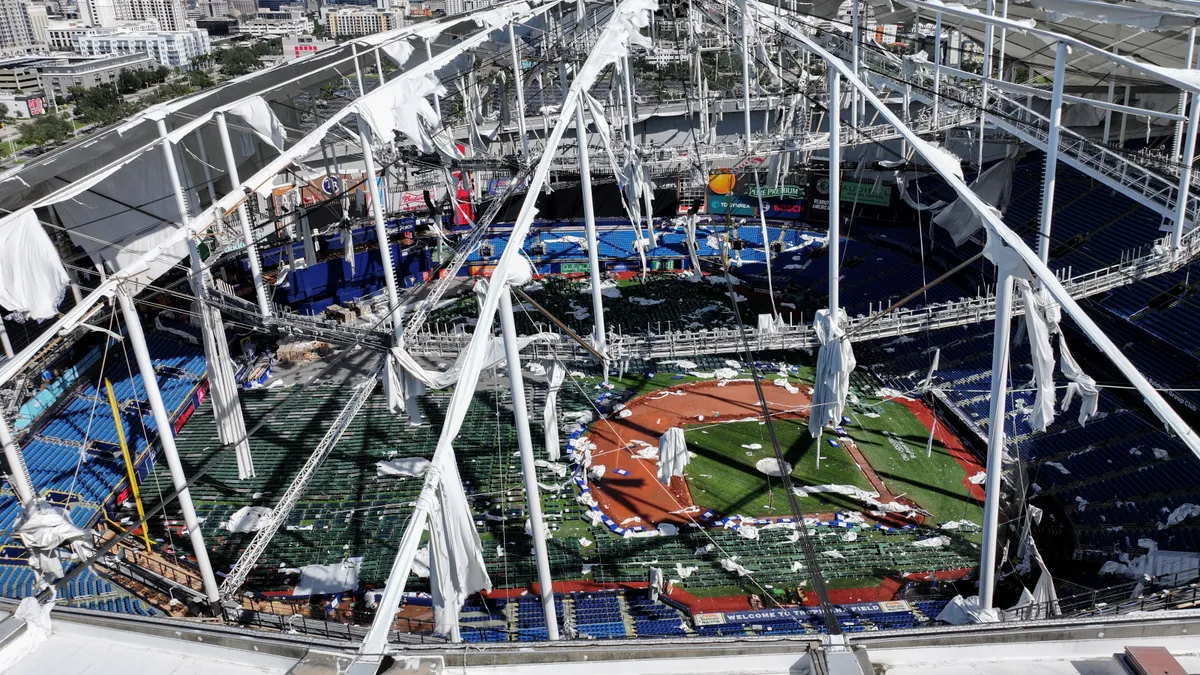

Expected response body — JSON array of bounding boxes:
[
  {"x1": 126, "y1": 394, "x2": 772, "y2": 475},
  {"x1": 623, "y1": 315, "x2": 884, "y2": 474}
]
[
  {"x1": 658, "y1": 427, "x2": 688, "y2": 484},
  {"x1": 0, "y1": 211, "x2": 70, "y2": 321},
  {"x1": 809, "y1": 308, "x2": 856, "y2": 440}
]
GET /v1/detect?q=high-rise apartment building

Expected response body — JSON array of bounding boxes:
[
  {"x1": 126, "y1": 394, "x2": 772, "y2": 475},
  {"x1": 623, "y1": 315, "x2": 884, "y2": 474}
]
[
  {"x1": 123, "y1": 0, "x2": 189, "y2": 31},
  {"x1": 25, "y1": 3, "x2": 47, "y2": 44},
  {"x1": 324, "y1": 7, "x2": 398, "y2": 36},
  {"x1": 78, "y1": 0, "x2": 119, "y2": 27},
  {"x1": 0, "y1": 0, "x2": 33, "y2": 49}
]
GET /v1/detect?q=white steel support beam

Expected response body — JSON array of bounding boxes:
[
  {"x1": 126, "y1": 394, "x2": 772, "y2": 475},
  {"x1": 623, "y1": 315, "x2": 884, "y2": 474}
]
[
  {"x1": 499, "y1": 288, "x2": 560, "y2": 640},
  {"x1": 1174, "y1": 27, "x2": 1197, "y2": 161},
  {"x1": 509, "y1": 24, "x2": 530, "y2": 156},
  {"x1": 978, "y1": 0, "x2": 995, "y2": 170},
  {"x1": 154, "y1": 118, "x2": 226, "y2": 606},
  {"x1": 0, "y1": 322, "x2": 12, "y2": 359},
  {"x1": 1102, "y1": 49, "x2": 1116, "y2": 145},
  {"x1": 933, "y1": 12, "x2": 942, "y2": 129},
  {"x1": 426, "y1": 39, "x2": 442, "y2": 119},
  {"x1": 216, "y1": 112, "x2": 271, "y2": 319},
  {"x1": 575, "y1": 105, "x2": 608, "y2": 379},
  {"x1": 358, "y1": 118, "x2": 404, "y2": 340},
  {"x1": 1173, "y1": 94, "x2": 1200, "y2": 251},
  {"x1": 828, "y1": 68, "x2": 841, "y2": 315},
  {"x1": 0, "y1": 410, "x2": 34, "y2": 505},
  {"x1": 1037, "y1": 41, "x2": 1067, "y2": 264},
  {"x1": 353, "y1": 43, "x2": 366, "y2": 97},
  {"x1": 116, "y1": 285, "x2": 221, "y2": 606},
  {"x1": 850, "y1": 0, "x2": 860, "y2": 123},
  {"x1": 978, "y1": 272, "x2": 1014, "y2": 611},
  {"x1": 739, "y1": 0, "x2": 753, "y2": 149}
]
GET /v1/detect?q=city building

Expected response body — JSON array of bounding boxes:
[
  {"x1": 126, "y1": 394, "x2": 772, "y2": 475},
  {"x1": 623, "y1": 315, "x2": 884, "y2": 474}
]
[
  {"x1": 241, "y1": 6, "x2": 310, "y2": 37},
  {"x1": 0, "y1": 56, "x2": 44, "y2": 91},
  {"x1": 78, "y1": 0, "x2": 119, "y2": 27},
  {"x1": 324, "y1": 6, "x2": 399, "y2": 36},
  {"x1": 282, "y1": 33, "x2": 332, "y2": 61},
  {"x1": 195, "y1": 17, "x2": 238, "y2": 35},
  {"x1": 0, "y1": 0, "x2": 34, "y2": 49},
  {"x1": 46, "y1": 20, "x2": 98, "y2": 49},
  {"x1": 39, "y1": 52, "x2": 155, "y2": 97},
  {"x1": 0, "y1": 90, "x2": 47, "y2": 116},
  {"x1": 74, "y1": 28, "x2": 211, "y2": 67},
  {"x1": 25, "y1": 4, "x2": 48, "y2": 45},
  {"x1": 227, "y1": 0, "x2": 256, "y2": 18},
  {"x1": 122, "y1": 0, "x2": 189, "y2": 32}
]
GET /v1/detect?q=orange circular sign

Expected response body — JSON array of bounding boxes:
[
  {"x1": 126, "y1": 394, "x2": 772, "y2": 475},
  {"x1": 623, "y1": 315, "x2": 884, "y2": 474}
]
[{"x1": 708, "y1": 172, "x2": 736, "y2": 195}]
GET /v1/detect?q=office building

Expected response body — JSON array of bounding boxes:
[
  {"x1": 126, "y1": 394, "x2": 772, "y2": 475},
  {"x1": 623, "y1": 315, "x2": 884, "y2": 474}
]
[{"x1": 39, "y1": 52, "x2": 155, "y2": 96}]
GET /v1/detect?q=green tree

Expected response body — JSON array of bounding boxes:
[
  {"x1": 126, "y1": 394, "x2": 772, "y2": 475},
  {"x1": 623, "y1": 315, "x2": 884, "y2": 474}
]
[
  {"x1": 70, "y1": 84, "x2": 134, "y2": 126},
  {"x1": 18, "y1": 114, "x2": 72, "y2": 146},
  {"x1": 217, "y1": 47, "x2": 259, "y2": 76},
  {"x1": 187, "y1": 70, "x2": 214, "y2": 88},
  {"x1": 117, "y1": 68, "x2": 142, "y2": 93},
  {"x1": 311, "y1": 20, "x2": 328, "y2": 39},
  {"x1": 0, "y1": 103, "x2": 9, "y2": 127}
]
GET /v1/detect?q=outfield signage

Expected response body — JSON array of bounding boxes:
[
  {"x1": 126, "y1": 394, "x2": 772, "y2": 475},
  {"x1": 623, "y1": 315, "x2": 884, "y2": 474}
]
[
  {"x1": 694, "y1": 601, "x2": 911, "y2": 626},
  {"x1": 807, "y1": 175, "x2": 893, "y2": 212},
  {"x1": 762, "y1": 200, "x2": 806, "y2": 220},
  {"x1": 740, "y1": 184, "x2": 803, "y2": 199},
  {"x1": 707, "y1": 194, "x2": 757, "y2": 216},
  {"x1": 560, "y1": 262, "x2": 591, "y2": 273}
]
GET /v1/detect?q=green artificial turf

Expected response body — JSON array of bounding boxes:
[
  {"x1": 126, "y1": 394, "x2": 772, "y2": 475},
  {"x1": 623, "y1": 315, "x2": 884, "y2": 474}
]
[
  {"x1": 844, "y1": 398, "x2": 985, "y2": 530},
  {"x1": 684, "y1": 418, "x2": 877, "y2": 517}
]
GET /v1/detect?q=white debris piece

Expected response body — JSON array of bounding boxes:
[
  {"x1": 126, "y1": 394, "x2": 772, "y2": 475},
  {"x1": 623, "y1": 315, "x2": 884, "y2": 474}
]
[
  {"x1": 376, "y1": 457, "x2": 432, "y2": 478},
  {"x1": 967, "y1": 471, "x2": 987, "y2": 485},
  {"x1": 755, "y1": 457, "x2": 793, "y2": 476},
  {"x1": 221, "y1": 506, "x2": 274, "y2": 533},
  {"x1": 720, "y1": 557, "x2": 753, "y2": 576},
  {"x1": 1047, "y1": 461, "x2": 1070, "y2": 474},
  {"x1": 913, "y1": 536, "x2": 951, "y2": 548}
]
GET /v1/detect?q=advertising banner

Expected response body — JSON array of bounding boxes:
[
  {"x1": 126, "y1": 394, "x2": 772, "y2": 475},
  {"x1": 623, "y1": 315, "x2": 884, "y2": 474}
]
[{"x1": 707, "y1": 193, "x2": 757, "y2": 217}]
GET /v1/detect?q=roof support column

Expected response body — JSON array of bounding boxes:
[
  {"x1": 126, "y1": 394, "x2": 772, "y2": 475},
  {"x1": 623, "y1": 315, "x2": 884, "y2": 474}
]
[
  {"x1": 739, "y1": 0, "x2": 752, "y2": 150},
  {"x1": 425, "y1": 39, "x2": 442, "y2": 119},
  {"x1": 216, "y1": 112, "x2": 271, "y2": 319},
  {"x1": 828, "y1": 68, "x2": 840, "y2": 315},
  {"x1": 0, "y1": 410, "x2": 34, "y2": 505},
  {"x1": 352, "y1": 43, "x2": 366, "y2": 97},
  {"x1": 575, "y1": 105, "x2": 608, "y2": 381},
  {"x1": 116, "y1": 283, "x2": 221, "y2": 606},
  {"x1": 1173, "y1": 28, "x2": 1197, "y2": 161},
  {"x1": 1102, "y1": 49, "x2": 1116, "y2": 145},
  {"x1": 1172, "y1": 94, "x2": 1200, "y2": 251},
  {"x1": 979, "y1": 271, "x2": 1014, "y2": 611},
  {"x1": 154, "y1": 117, "x2": 230, "y2": 607},
  {"x1": 850, "y1": 0, "x2": 860, "y2": 124},
  {"x1": 509, "y1": 23, "x2": 530, "y2": 156},
  {"x1": 357, "y1": 118, "x2": 403, "y2": 340},
  {"x1": 499, "y1": 287, "x2": 559, "y2": 640},
  {"x1": 932, "y1": 12, "x2": 942, "y2": 129},
  {"x1": 978, "y1": 0, "x2": 995, "y2": 170},
  {"x1": 1037, "y1": 41, "x2": 1067, "y2": 264},
  {"x1": 0, "y1": 322, "x2": 12, "y2": 359}
]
